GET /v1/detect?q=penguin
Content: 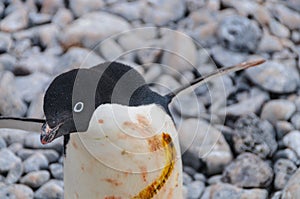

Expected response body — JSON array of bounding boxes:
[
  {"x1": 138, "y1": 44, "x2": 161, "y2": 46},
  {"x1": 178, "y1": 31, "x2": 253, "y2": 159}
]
[{"x1": 0, "y1": 59, "x2": 265, "y2": 199}]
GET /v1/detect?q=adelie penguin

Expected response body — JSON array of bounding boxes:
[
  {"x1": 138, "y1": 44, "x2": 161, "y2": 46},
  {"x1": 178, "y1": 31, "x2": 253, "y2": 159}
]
[{"x1": 0, "y1": 59, "x2": 265, "y2": 198}]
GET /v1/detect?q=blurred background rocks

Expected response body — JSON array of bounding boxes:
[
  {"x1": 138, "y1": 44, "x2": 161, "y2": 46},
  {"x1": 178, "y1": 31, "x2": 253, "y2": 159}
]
[{"x1": 0, "y1": 0, "x2": 299, "y2": 198}]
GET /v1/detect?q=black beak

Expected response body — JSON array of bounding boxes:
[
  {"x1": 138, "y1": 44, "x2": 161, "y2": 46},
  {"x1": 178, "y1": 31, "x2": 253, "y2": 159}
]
[{"x1": 40, "y1": 123, "x2": 61, "y2": 144}]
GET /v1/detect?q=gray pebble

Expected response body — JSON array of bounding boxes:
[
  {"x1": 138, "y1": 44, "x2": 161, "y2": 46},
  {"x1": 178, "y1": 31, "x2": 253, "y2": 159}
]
[
  {"x1": 15, "y1": 72, "x2": 51, "y2": 102},
  {"x1": 60, "y1": 12, "x2": 130, "y2": 49},
  {"x1": 179, "y1": 119, "x2": 232, "y2": 175},
  {"x1": 0, "y1": 8, "x2": 28, "y2": 32},
  {"x1": 49, "y1": 163, "x2": 63, "y2": 180},
  {"x1": 269, "y1": 19, "x2": 290, "y2": 38},
  {"x1": 233, "y1": 114, "x2": 277, "y2": 158},
  {"x1": 137, "y1": 48, "x2": 162, "y2": 65},
  {"x1": 271, "y1": 4, "x2": 300, "y2": 30},
  {"x1": 109, "y1": 1, "x2": 144, "y2": 21},
  {"x1": 20, "y1": 170, "x2": 50, "y2": 188},
  {"x1": 282, "y1": 168, "x2": 300, "y2": 199},
  {"x1": 52, "y1": 8, "x2": 73, "y2": 28},
  {"x1": 0, "y1": 149, "x2": 21, "y2": 174},
  {"x1": 8, "y1": 143, "x2": 23, "y2": 154},
  {"x1": 201, "y1": 183, "x2": 268, "y2": 199},
  {"x1": 0, "y1": 71, "x2": 27, "y2": 116},
  {"x1": 274, "y1": 159, "x2": 297, "y2": 190},
  {"x1": 0, "y1": 129, "x2": 29, "y2": 145},
  {"x1": 246, "y1": 61, "x2": 300, "y2": 93},
  {"x1": 29, "y1": 12, "x2": 52, "y2": 25},
  {"x1": 0, "y1": 54, "x2": 16, "y2": 71},
  {"x1": 0, "y1": 32, "x2": 13, "y2": 53},
  {"x1": 40, "y1": 0, "x2": 64, "y2": 15},
  {"x1": 261, "y1": 100, "x2": 296, "y2": 124},
  {"x1": 291, "y1": 113, "x2": 300, "y2": 130},
  {"x1": 257, "y1": 30, "x2": 283, "y2": 52},
  {"x1": 183, "y1": 172, "x2": 193, "y2": 185},
  {"x1": 283, "y1": 131, "x2": 300, "y2": 157},
  {"x1": 275, "y1": 121, "x2": 295, "y2": 140},
  {"x1": 222, "y1": 153, "x2": 273, "y2": 188},
  {"x1": 142, "y1": 0, "x2": 185, "y2": 26},
  {"x1": 34, "y1": 180, "x2": 63, "y2": 199},
  {"x1": 211, "y1": 45, "x2": 247, "y2": 67},
  {"x1": 23, "y1": 153, "x2": 49, "y2": 173},
  {"x1": 183, "y1": 166, "x2": 197, "y2": 177},
  {"x1": 5, "y1": 160, "x2": 23, "y2": 184},
  {"x1": 193, "y1": 173, "x2": 206, "y2": 182},
  {"x1": 173, "y1": 94, "x2": 206, "y2": 118},
  {"x1": 207, "y1": 175, "x2": 222, "y2": 185},
  {"x1": 55, "y1": 47, "x2": 104, "y2": 74},
  {"x1": 218, "y1": 16, "x2": 261, "y2": 52},
  {"x1": 187, "y1": 180, "x2": 205, "y2": 199},
  {"x1": 271, "y1": 191, "x2": 282, "y2": 199},
  {"x1": 273, "y1": 149, "x2": 300, "y2": 166},
  {"x1": 0, "y1": 137, "x2": 6, "y2": 149},
  {"x1": 0, "y1": 184, "x2": 33, "y2": 199},
  {"x1": 69, "y1": 0, "x2": 104, "y2": 17}
]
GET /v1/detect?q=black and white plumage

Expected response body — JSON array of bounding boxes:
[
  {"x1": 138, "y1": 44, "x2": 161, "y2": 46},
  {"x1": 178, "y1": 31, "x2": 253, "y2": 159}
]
[{"x1": 0, "y1": 59, "x2": 265, "y2": 198}]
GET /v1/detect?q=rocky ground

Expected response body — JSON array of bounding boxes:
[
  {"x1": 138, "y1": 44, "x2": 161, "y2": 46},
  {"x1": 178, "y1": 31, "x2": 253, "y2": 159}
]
[{"x1": 0, "y1": 0, "x2": 300, "y2": 198}]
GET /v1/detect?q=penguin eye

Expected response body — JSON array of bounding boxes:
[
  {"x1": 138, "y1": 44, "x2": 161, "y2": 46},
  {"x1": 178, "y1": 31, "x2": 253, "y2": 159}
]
[{"x1": 73, "y1": 102, "x2": 84, "y2": 113}]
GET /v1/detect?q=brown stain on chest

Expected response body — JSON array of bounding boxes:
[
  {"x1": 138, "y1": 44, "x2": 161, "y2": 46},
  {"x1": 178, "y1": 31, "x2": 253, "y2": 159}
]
[
  {"x1": 72, "y1": 140, "x2": 78, "y2": 149},
  {"x1": 98, "y1": 119, "x2": 104, "y2": 124},
  {"x1": 103, "y1": 178, "x2": 123, "y2": 187}
]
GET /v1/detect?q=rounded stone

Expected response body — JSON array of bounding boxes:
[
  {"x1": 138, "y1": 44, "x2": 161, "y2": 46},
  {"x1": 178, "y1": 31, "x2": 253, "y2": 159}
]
[
  {"x1": 20, "y1": 170, "x2": 50, "y2": 188},
  {"x1": 218, "y1": 16, "x2": 261, "y2": 52}
]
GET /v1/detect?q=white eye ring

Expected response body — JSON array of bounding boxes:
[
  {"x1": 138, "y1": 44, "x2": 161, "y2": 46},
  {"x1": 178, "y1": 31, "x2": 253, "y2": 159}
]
[{"x1": 74, "y1": 102, "x2": 84, "y2": 113}]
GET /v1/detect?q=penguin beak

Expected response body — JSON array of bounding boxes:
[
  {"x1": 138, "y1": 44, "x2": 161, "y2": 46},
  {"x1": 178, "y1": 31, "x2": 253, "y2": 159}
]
[{"x1": 40, "y1": 123, "x2": 61, "y2": 144}]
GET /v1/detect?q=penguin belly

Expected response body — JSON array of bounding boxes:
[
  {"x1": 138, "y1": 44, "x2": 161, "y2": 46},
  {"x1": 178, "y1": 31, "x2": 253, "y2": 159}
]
[{"x1": 64, "y1": 104, "x2": 183, "y2": 199}]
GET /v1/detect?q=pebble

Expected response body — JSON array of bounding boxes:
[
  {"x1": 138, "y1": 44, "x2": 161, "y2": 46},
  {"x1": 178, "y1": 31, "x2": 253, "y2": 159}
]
[
  {"x1": 143, "y1": 64, "x2": 162, "y2": 83},
  {"x1": 271, "y1": 4, "x2": 300, "y2": 30},
  {"x1": 219, "y1": 89, "x2": 268, "y2": 117},
  {"x1": 217, "y1": 15, "x2": 261, "y2": 52},
  {"x1": 29, "y1": 12, "x2": 52, "y2": 25},
  {"x1": 233, "y1": 114, "x2": 277, "y2": 158},
  {"x1": 41, "y1": 0, "x2": 64, "y2": 15},
  {"x1": 274, "y1": 159, "x2": 297, "y2": 190},
  {"x1": 207, "y1": 175, "x2": 222, "y2": 185},
  {"x1": 247, "y1": 60, "x2": 300, "y2": 93},
  {"x1": 261, "y1": 100, "x2": 296, "y2": 124},
  {"x1": 137, "y1": 48, "x2": 162, "y2": 65},
  {"x1": 269, "y1": 19, "x2": 290, "y2": 38},
  {"x1": 142, "y1": 0, "x2": 185, "y2": 26},
  {"x1": 0, "y1": 184, "x2": 34, "y2": 199},
  {"x1": 109, "y1": 1, "x2": 144, "y2": 21},
  {"x1": 52, "y1": 8, "x2": 73, "y2": 28},
  {"x1": 273, "y1": 149, "x2": 300, "y2": 166},
  {"x1": 70, "y1": 0, "x2": 104, "y2": 17},
  {"x1": 0, "y1": 129, "x2": 30, "y2": 145},
  {"x1": 17, "y1": 52, "x2": 59, "y2": 75},
  {"x1": 98, "y1": 39, "x2": 123, "y2": 61},
  {"x1": 179, "y1": 119, "x2": 232, "y2": 175},
  {"x1": 182, "y1": 172, "x2": 193, "y2": 185},
  {"x1": 27, "y1": 93, "x2": 44, "y2": 118},
  {"x1": 194, "y1": 173, "x2": 206, "y2": 182},
  {"x1": 283, "y1": 131, "x2": 300, "y2": 157},
  {"x1": 0, "y1": 8, "x2": 28, "y2": 32},
  {"x1": 275, "y1": 121, "x2": 295, "y2": 140},
  {"x1": 54, "y1": 47, "x2": 104, "y2": 74},
  {"x1": 60, "y1": 12, "x2": 130, "y2": 49},
  {"x1": 291, "y1": 113, "x2": 300, "y2": 130},
  {"x1": 20, "y1": 170, "x2": 50, "y2": 188},
  {"x1": 210, "y1": 45, "x2": 247, "y2": 67},
  {"x1": 0, "y1": 71, "x2": 27, "y2": 116},
  {"x1": 15, "y1": 72, "x2": 51, "y2": 102},
  {"x1": 0, "y1": 149, "x2": 21, "y2": 174},
  {"x1": 271, "y1": 191, "x2": 282, "y2": 199},
  {"x1": 23, "y1": 153, "x2": 49, "y2": 173},
  {"x1": 282, "y1": 168, "x2": 300, "y2": 199},
  {"x1": 201, "y1": 183, "x2": 268, "y2": 199},
  {"x1": 5, "y1": 160, "x2": 23, "y2": 184},
  {"x1": 34, "y1": 180, "x2": 64, "y2": 199},
  {"x1": 222, "y1": 153, "x2": 273, "y2": 188},
  {"x1": 0, "y1": 32, "x2": 12, "y2": 53},
  {"x1": 173, "y1": 94, "x2": 206, "y2": 118},
  {"x1": 257, "y1": 30, "x2": 283, "y2": 52},
  {"x1": 187, "y1": 180, "x2": 205, "y2": 199},
  {"x1": 0, "y1": 54, "x2": 16, "y2": 71},
  {"x1": 8, "y1": 143, "x2": 23, "y2": 154},
  {"x1": 49, "y1": 163, "x2": 63, "y2": 180},
  {"x1": 18, "y1": 149, "x2": 59, "y2": 163},
  {"x1": 0, "y1": 137, "x2": 6, "y2": 149},
  {"x1": 161, "y1": 29, "x2": 197, "y2": 74}
]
